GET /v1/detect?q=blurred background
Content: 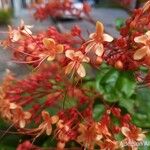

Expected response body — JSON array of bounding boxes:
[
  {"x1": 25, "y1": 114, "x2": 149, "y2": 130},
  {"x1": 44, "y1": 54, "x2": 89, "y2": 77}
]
[{"x1": 0, "y1": 0, "x2": 146, "y2": 81}]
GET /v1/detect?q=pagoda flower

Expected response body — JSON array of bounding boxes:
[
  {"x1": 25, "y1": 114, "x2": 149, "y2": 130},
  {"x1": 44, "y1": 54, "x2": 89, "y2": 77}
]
[
  {"x1": 8, "y1": 26, "x2": 21, "y2": 42},
  {"x1": 38, "y1": 111, "x2": 59, "y2": 136},
  {"x1": 77, "y1": 123, "x2": 99, "y2": 149},
  {"x1": 133, "y1": 31, "x2": 150, "y2": 60},
  {"x1": 85, "y1": 21, "x2": 113, "y2": 56},
  {"x1": 0, "y1": 99, "x2": 17, "y2": 121},
  {"x1": 37, "y1": 111, "x2": 59, "y2": 136},
  {"x1": 95, "y1": 122, "x2": 111, "y2": 137},
  {"x1": 11, "y1": 106, "x2": 32, "y2": 128},
  {"x1": 99, "y1": 139, "x2": 119, "y2": 150},
  {"x1": 121, "y1": 126, "x2": 146, "y2": 141},
  {"x1": 24, "y1": 111, "x2": 59, "y2": 140},
  {"x1": 42, "y1": 38, "x2": 64, "y2": 61},
  {"x1": 121, "y1": 126, "x2": 146, "y2": 150},
  {"x1": 19, "y1": 19, "x2": 33, "y2": 36},
  {"x1": 65, "y1": 50, "x2": 90, "y2": 77},
  {"x1": 8, "y1": 20, "x2": 33, "y2": 42}
]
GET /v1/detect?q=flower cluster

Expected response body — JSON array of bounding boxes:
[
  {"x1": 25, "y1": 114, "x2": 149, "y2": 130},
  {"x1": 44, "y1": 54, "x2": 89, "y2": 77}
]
[
  {"x1": 116, "y1": 0, "x2": 132, "y2": 6},
  {"x1": 32, "y1": 0, "x2": 93, "y2": 23},
  {"x1": 0, "y1": 69, "x2": 145, "y2": 149}
]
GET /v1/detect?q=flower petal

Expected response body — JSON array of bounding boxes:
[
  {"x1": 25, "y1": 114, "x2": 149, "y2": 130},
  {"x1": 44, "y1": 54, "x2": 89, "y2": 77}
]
[
  {"x1": 51, "y1": 115, "x2": 59, "y2": 124},
  {"x1": 26, "y1": 25, "x2": 34, "y2": 29},
  {"x1": 46, "y1": 125, "x2": 52, "y2": 135},
  {"x1": 121, "y1": 127, "x2": 130, "y2": 137},
  {"x1": 8, "y1": 25, "x2": 12, "y2": 32},
  {"x1": 85, "y1": 41, "x2": 95, "y2": 53},
  {"x1": 143, "y1": 1, "x2": 150, "y2": 12},
  {"x1": 77, "y1": 135, "x2": 84, "y2": 143},
  {"x1": 42, "y1": 111, "x2": 49, "y2": 120},
  {"x1": 77, "y1": 64, "x2": 86, "y2": 77},
  {"x1": 146, "y1": 30, "x2": 150, "y2": 37},
  {"x1": 89, "y1": 33, "x2": 96, "y2": 39},
  {"x1": 74, "y1": 51, "x2": 85, "y2": 60},
  {"x1": 20, "y1": 19, "x2": 25, "y2": 28},
  {"x1": 24, "y1": 112, "x2": 31, "y2": 119},
  {"x1": 137, "y1": 133, "x2": 146, "y2": 141},
  {"x1": 24, "y1": 27, "x2": 32, "y2": 35},
  {"x1": 103, "y1": 33, "x2": 113, "y2": 42},
  {"x1": 12, "y1": 30, "x2": 21, "y2": 42},
  {"x1": 9, "y1": 103, "x2": 17, "y2": 109},
  {"x1": 134, "y1": 35, "x2": 147, "y2": 44},
  {"x1": 95, "y1": 44, "x2": 104, "y2": 56},
  {"x1": 65, "y1": 61, "x2": 75, "y2": 75},
  {"x1": 20, "y1": 119, "x2": 26, "y2": 128},
  {"x1": 78, "y1": 124, "x2": 87, "y2": 133},
  {"x1": 82, "y1": 56, "x2": 90, "y2": 63},
  {"x1": 133, "y1": 46, "x2": 148, "y2": 60},
  {"x1": 43, "y1": 38, "x2": 55, "y2": 49},
  {"x1": 47, "y1": 54, "x2": 55, "y2": 61},
  {"x1": 65, "y1": 50, "x2": 75, "y2": 60},
  {"x1": 96, "y1": 134, "x2": 103, "y2": 141},
  {"x1": 96, "y1": 21, "x2": 104, "y2": 37},
  {"x1": 56, "y1": 44, "x2": 64, "y2": 53}
]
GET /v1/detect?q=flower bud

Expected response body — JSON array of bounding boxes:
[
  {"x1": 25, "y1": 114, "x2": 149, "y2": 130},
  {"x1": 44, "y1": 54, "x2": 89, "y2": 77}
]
[{"x1": 115, "y1": 60, "x2": 123, "y2": 70}]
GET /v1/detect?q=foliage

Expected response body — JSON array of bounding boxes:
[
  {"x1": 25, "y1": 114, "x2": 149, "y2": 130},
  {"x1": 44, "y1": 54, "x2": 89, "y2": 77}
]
[{"x1": 0, "y1": 9, "x2": 12, "y2": 25}]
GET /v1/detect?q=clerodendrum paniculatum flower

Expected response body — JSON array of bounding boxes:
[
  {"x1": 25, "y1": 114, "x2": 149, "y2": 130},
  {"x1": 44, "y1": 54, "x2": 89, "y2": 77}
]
[
  {"x1": 65, "y1": 50, "x2": 90, "y2": 77},
  {"x1": 42, "y1": 38, "x2": 64, "y2": 61},
  {"x1": 85, "y1": 21, "x2": 113, "y2": 56},
  {"x1": 134, "y1": 31, "x2": 150, "y2": 60}
]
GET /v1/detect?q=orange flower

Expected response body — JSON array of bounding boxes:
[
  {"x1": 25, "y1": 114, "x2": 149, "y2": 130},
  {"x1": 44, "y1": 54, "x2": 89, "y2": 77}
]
[
  {"x1": 95, "y1": 122, "x2": 111, "y2": 137},
  {"x1": 0, "y1": 87, "x2": 31, "y2": 128},
  {"x1": 8, "y1": 20, "x2": 33, "y2": 42},
  {"x1": 23, "y1": 111, "x2": 59, "y2": 142},
  {"x1": 12, "y1": 106, "x2": 31, "y2": 128},
  {"x1": 0, "y1": 100, "x2": 16, "y2": 121},
  {"x1": 121, "y1": 126, "x2": 146, "y2": 150},
  {"x1": 65, "y1": 50, "x2": 90, "y2": 77},
  {"x1": 56, "y1": 120, "x2": 71, "y2": 149},
  {"x1": 42, "y1": 38, "x2": 64, "y2": 61},
  {"x1": 19, "y1": 19, "x2": 33, "y2": 36},
  {"x1": 39, "y1": 111, "x2": 59, "y2": 135},
  {"x1": 85, "y1": 21, "x2": 113, "y2": 56},
  {"x1": 133, "y1": 31, "x2": 150, "y2": 60},
  {"x1": 121, "y1": 126, "x2": 145, "y2": 141},
  {"x1": 100, "y1": 139, "x2": 118, "y2": 150},
  {"x1": 8, "y1": 26, "x2": 21, "y2": 42},
  {"x1": 77, "y1": 123, "x2": 98, "y2": 149}
]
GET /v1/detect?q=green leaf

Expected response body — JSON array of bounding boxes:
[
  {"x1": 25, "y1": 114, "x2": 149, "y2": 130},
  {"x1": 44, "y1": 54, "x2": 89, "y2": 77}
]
[
  {"x1": 96, "y1": 65, "x2": 136, "y2": 102},
  {"x1": 93, "y1": 104, "x2": 105, "y2": 121},
  {"x1": 115, "y1": 18, "x2": 125, "y2": 30},
  {"x1": 132, "y1": 87, "x2": 150, "y2": 128},
  {"x1": 115, "y1": 72, "x2": 136, "y2": 98},
  {"x1": 59, "y1": 97, "x2": 77, "y2": 109},
  {"x1": 119, "y1": 98, "x2": 135, "y2": 113}
]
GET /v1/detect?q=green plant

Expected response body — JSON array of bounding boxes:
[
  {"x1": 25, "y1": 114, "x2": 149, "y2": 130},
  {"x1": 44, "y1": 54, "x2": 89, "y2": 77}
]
[{"x1": 0, "y1": 9, "x2": 12, "y2": 25}]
